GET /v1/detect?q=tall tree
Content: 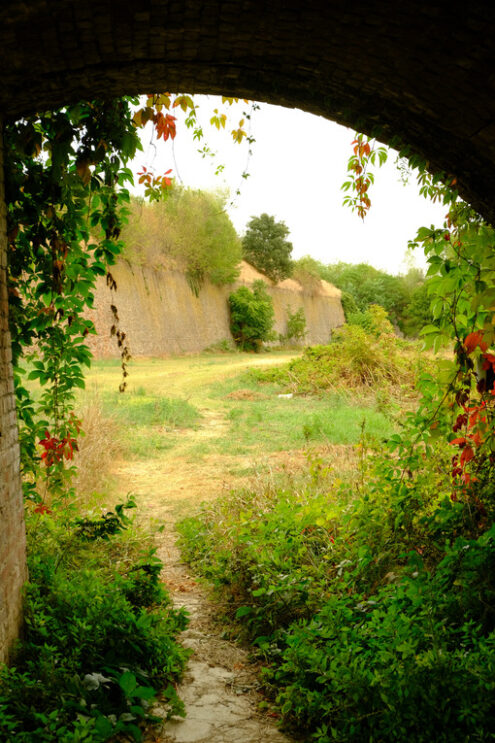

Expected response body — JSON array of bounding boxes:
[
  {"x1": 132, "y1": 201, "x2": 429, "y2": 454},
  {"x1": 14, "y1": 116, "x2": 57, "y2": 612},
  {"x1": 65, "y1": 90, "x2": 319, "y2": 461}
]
[{"x1": 242, "y1": 213, "x2": 293, "y2": 282}]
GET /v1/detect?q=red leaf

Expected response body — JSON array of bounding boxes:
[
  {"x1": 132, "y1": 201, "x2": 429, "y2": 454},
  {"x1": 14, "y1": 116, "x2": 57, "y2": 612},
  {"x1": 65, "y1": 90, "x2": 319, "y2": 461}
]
[
  {"x1": 34, "y1": 504, "x2": 52, "y2": 515},
  {"x1": 464, "y1": 331, "x2": 488, "y2": 354},
  {"x1": 460, "y1": 446, "x2": 475, "y2": 466}
]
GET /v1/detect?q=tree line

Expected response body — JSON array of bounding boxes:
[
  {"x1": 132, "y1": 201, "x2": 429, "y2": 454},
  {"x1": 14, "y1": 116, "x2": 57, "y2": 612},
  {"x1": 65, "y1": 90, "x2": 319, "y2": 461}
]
[{"x1": 123, "y1": 193, "x2": 432, "y2": 337}]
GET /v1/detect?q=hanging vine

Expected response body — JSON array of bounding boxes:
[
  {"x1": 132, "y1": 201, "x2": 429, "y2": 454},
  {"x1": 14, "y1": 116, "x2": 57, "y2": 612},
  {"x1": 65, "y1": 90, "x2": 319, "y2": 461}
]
[{"x1": 5, "y1": 93, "x2": 252, "y2": 505}]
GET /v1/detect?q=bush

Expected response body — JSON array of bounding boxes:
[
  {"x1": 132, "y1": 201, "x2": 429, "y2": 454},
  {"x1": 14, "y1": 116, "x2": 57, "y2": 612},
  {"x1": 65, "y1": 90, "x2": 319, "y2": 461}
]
[
  {"x1": 228, "y1": 280, "x2": 275, "y2": 351},
  {"x1": 252, "y1": 306, "x2": 431, "y2": 395},
  {"x1": 121, "y1": 189, "x2": 241, "y2": 294},
  {"x1": 292, "y1": 257, "x2": 434, "y2": 335},
  {"x1": 280, "y1": 306, "x2": 307, "y2": 344},
  {"x1": 177, "y1": 451, "x2": 495, "y2": 743},
  {"x1": 0, "y1": 507, "x2": 188, "y2": 742}
]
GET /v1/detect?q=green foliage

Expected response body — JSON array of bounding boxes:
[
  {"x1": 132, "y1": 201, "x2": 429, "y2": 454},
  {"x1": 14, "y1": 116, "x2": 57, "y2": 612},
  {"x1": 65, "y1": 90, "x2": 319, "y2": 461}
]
[
  {"x1": 253, "y1": 306, "x2": 430, "y2": 395},
  {"x1": 178, "y1": 427, "x2": 495, "y2": 742},
  {"x1": 178, "y1": 181, "x2": 495, "y2": 740},
  {"x1": 121, "y1": 188, "x2": 241, "y2": 294},
  {"x1": 0, "y1": 508, "x2": 188, "y2": 742},
  {"x1": 322, "y1": 262, "x2": 410, "y2": 326},
  {"x1": 339, "y1": 290, "x2": 358, "y2": 319},
  {"x1": 6, "y1": 98, "x2": 141, "y2": 500},
  {"x1": 242, "y1": 213, "x2": 293, "y2": 282},
  {"x1": 400, "y1": 281, "x2": 434, "y2": 337},
  {"x1": 292, "y1": 257, "x2": 432, "y2": 335},
  {"x1": 162, "y1": 187, "x2": 242, "y2": 293},
  {"x1": 280, "y1": 306, "x2": 307, "y2": 345},
  {"x1": 228, "y1": 281, "x2": 275, "y2": 351}
]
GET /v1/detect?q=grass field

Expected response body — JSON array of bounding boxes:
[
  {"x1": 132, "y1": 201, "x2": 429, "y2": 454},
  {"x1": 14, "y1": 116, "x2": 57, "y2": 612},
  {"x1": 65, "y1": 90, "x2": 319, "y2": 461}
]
[{"x1": 74, "y1": 350, "x2": 398, "y2": 512}]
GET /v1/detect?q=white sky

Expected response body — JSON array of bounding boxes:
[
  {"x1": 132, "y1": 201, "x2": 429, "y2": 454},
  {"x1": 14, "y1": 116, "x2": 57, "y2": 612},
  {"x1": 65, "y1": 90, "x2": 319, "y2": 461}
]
[{"x1": 131, "y1": 96, "x2": 448, "y2": 276}]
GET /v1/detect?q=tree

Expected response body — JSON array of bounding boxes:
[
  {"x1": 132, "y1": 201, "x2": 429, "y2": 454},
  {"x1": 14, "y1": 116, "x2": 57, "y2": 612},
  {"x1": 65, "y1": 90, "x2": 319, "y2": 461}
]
[
  {"x1": 122, "y1": 188, "x2": 242, "y2": 294},
  {"x1": 228, "y1": 280, "x2": 275, "y2": 351},
  {"x1": 242, "y1": 213, "x2": 293, "y2": 282},
  {"x1": 165, "y1": 187, "x2": 241, "y2": 294}
]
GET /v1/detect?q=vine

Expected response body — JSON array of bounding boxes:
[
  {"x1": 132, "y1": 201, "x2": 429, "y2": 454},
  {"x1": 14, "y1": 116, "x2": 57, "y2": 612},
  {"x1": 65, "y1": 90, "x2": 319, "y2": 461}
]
[
  {"x1": 344, "y1": 132, "x2": 495, "y2": 535},
  {"x1": 5, "y1": 93, "x2": 251, "y2": 505}
]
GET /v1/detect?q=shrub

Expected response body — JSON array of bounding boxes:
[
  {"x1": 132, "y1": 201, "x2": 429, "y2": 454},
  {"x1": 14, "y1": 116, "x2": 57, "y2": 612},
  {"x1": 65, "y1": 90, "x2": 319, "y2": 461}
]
[
  {"x1": 228, "y1": 280, "x2": 275, "y2": 351},
  {"x1": 281, "y1": 306, "x2": 307, "y2": 344},
  {"x1": 252, "y1": 307, "x2": 430, "y2": 395},
  {"x1": 177, "y1": 453, "x2": 495, "y2": 743},
  {"x1": 0, "y1": 507, "x2": 188, "y2": 742},
  {"x1": 120, "y1": 189, "x2": 242, "y2": 293}
]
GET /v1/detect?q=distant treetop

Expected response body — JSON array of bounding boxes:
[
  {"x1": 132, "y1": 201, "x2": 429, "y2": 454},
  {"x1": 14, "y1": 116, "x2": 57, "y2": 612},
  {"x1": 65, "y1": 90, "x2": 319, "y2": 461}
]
[{"x1": 242, "y1": 213, "x2": 293, "y2": 282}]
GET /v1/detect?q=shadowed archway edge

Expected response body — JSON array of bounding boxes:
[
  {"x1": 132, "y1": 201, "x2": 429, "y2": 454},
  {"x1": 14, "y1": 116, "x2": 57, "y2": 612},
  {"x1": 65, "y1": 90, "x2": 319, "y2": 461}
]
[{"x1": 0, "y1": 0, "x2": 494, "y2": 221}]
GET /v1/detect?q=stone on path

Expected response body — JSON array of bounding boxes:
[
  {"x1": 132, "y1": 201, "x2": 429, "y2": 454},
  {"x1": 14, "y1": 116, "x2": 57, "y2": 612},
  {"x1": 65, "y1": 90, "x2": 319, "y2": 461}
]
[{"x1": 150, "y1": 533, "x2": 297, "y2": 743}]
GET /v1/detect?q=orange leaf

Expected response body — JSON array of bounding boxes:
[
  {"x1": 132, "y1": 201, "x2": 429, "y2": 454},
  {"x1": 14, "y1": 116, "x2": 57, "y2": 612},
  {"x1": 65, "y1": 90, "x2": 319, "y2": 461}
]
[
  {"x1": 460, "y1": 446, "x2": 475, "y2": 465},
  {"x1": 464, "y1": 331, "x2": 488, "y2": 354},
  {"x1": 482, "y1": 353, "x2": 495, "y2": 370},
  {"x1": 470, "y1": 431, "x2": 483, "y2": 447}
]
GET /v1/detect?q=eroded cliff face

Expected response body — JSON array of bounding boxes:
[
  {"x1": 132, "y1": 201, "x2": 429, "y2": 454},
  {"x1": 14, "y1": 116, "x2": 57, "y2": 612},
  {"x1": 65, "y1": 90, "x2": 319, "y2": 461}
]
[{"x1": 85, "y1": 260, "x2": 344, "y2": 358}]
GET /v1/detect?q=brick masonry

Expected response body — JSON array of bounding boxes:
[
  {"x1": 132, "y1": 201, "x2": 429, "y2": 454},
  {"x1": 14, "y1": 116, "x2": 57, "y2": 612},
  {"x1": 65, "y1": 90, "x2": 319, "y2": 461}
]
[
  {"x1": 0, "y1": 119, "x2": 27, "y2": 664},
  {"x1": 85, "y1": 261, "x2": 345, "y2": 358},
  {"x1": 0, "y1": 1, "x2": 494, "y2": 222}
]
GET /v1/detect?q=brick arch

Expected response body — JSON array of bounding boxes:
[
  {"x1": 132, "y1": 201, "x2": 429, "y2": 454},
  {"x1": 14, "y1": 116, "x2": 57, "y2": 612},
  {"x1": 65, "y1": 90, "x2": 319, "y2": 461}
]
[
  {"x1": 1, "y1": 0, "x2": 495, "y2": 220},
  {"x1": 1, "y1": 0, "x2": 495, "y2": 660}
]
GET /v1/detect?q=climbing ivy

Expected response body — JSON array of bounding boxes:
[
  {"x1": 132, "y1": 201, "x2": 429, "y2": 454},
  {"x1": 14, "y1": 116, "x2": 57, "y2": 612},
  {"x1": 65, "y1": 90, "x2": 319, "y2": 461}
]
[
  {"x1": 344, "y1": 132, "x2": 495, "y2": 534},
  {"x1": 5, "y1": 93, "x2": 252, "y2": 505},
  {"x1": 5, "y1": 98, "x2": 141, "y2": 502}
]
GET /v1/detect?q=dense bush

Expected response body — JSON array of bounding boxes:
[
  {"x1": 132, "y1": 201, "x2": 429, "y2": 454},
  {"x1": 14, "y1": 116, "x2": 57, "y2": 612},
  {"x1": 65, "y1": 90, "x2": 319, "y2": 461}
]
[
  {"x1": 0, "y1": 505, "x2": 188, "y2": 742},
  {"x1": 178, "y1": 440, "x2": 495, "y2": 742},
  {"x1": 228, "y1": 280, "x2": 275, "y2": 351},
  {"x1": 252, "y1": 306, "x2": 431, "y2": 395},
  {"x1": 292, "y1": 257, "x2": 434, "y2": 336}
]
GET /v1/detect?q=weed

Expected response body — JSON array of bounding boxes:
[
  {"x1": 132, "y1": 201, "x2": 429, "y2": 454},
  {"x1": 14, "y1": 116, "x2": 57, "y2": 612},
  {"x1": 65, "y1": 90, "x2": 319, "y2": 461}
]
[
  {"x1": 72, "y1": 392, "x2": 119, "y2": 500},
  {"x1": 252, "y1": 309, "x2": 434, "y2": 398},
  {"x1": 177, "y1": 438, "x2": 495, "y2": 742},
  {"x1": 0, "y1": 505, "x2": 188, "y2": 742}
]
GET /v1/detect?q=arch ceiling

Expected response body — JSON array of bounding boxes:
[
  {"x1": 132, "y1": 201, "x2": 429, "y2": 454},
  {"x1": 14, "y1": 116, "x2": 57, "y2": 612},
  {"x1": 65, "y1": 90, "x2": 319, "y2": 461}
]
[{"x1": 0, "y1": 1, "x2": 494, "y2": 220}]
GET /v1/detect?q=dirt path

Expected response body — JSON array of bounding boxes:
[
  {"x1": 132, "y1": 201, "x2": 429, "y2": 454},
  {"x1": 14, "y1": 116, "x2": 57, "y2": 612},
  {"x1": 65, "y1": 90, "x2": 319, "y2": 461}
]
[
  {"x1": 112, "y1": 453, "x2": 298, "y2": 742},
  {"x1": 148, "y1": 530, "x2": 296, "y2": 743},
  {"x1": 107, "y1": 354, "x2": 300, "y2": 742}
]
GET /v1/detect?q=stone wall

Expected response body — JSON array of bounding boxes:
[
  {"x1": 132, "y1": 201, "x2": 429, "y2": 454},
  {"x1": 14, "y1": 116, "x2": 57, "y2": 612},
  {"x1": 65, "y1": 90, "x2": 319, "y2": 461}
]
[
  {"x1": 85, "y1": 261, "x2": 345, "y2": 358},
  {"x1": 0, "y1": 121, "x2": 26, "y2": 664}
]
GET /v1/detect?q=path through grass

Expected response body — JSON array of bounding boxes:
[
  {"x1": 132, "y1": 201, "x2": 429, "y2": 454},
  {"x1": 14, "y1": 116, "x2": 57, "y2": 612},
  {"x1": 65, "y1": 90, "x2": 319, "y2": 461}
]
[
  {"x1": 81, "y1": 350, "x2": 395, "y2": 502},
  {"x1": 74, "y1": 350, "x2": 400, "y2": 742}
]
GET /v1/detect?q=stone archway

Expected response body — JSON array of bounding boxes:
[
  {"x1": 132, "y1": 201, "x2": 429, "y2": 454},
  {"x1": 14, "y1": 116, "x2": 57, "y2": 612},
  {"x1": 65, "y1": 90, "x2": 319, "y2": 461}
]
[{"x1": 1, "y1": 0, "x2": 495, "y2": 660}]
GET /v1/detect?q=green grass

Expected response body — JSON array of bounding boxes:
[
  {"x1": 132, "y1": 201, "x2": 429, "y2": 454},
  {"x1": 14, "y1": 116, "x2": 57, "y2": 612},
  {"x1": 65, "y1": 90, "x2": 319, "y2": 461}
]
[
  {"x1": 76, "y1": 353, "x2": 398, "y2": 461},
  {"x1": 203, "y1": 372, "x2": 396, "y2": 455},
  {"x1": 105, "y1": 393, "x2": 200, "y2": 429},
  {"x1": 209, "y1": 395, "x2": 393, "y2": 454},
  {"x1": 24, "y1": 350, "x2": 398, "y2": 465},
  {"x1": 96, "y1": 391, "x2": 200, "y2": 459}
]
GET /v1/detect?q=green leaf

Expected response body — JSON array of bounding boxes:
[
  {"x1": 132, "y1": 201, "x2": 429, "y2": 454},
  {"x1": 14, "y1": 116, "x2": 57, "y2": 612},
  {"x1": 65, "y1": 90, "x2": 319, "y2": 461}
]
[
  {"x1": 119, "y1": 671, "x2": 137, "y2": 696},
  {"x1": 235, "y1": 606, "x2": 253, "y2": 619}
]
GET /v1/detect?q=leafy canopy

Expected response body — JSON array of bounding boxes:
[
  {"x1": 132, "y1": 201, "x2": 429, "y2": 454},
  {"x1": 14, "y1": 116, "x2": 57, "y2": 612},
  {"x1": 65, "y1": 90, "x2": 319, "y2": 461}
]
[
  {"x1": 121, "y1": 187, "x2": 241, "y2": 294},
  {"x1": 228, "y1": 280, "x2": 275, "y2": 351},
  {"x1": 242, "y1": 213, "x2": 293, "y2": 282}
]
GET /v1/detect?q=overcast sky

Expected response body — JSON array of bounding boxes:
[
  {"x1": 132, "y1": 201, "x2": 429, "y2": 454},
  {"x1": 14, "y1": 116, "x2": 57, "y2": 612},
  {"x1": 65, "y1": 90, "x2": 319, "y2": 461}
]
[{"x1": 131, "y1": 96, "x2": 448, "y2": 276}]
